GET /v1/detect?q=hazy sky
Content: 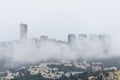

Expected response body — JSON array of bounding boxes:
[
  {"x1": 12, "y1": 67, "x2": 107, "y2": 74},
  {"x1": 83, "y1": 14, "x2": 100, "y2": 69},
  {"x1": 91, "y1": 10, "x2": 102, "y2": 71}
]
[{"x1": 0, "y1": 0, "x2": 120, "y2": 41}]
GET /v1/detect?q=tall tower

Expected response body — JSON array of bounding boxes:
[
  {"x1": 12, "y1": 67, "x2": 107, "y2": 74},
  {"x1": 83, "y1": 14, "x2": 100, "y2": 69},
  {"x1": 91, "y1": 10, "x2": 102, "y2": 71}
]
[
  {"x1": 20, "y1": 23, "x2": 28, "y2": 39},
  {"x1": 68, "y1": 34, "x2": 76, "y2": 44}
]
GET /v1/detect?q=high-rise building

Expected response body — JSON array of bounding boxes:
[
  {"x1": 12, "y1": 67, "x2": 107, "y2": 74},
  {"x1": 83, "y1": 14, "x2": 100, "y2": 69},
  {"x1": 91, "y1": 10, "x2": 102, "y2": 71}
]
[
  {"x1": 89, "y1": 34, "x2": 98, "y2": 40},
  {"x1": 20, "y1": 23, "x2": 28, "y2": 39},
  {"x1": 68, "y1": 34, "x2": 76, "y2": 43},
  {"x1": 40, "y1": 36, "x2": 48, "y2": 41},
  {"x1": 78, "y1": 34, "x2": 87, "y2": 40},
  {"x1": 98, "y1": 34, "x2": 106, "y2": 40}
]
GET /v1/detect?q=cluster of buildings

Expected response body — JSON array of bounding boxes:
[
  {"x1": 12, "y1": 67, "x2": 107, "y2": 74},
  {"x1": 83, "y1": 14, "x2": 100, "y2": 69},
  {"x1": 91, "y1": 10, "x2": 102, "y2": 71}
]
[
  {"x1": 0, "y1": 23, "x2": 110, "y2": 53},
  {"x1": 26, "y1": 61, "x2": 84, "y2": 79},
  {"x1": 0, "y1": 61, "x2": 83, "y2": 80},
  {"x1": 88, "y1": 70, "x2": 120, "y2": 80},
  {"x1": 28, "y1": 64, "x2": 63, "y2": 79},
  {"x1": 0, "y1": 23, "x2": 113, "y2": 80},
  {"x1": 19, "y1": 23, "x2": 109, "y2": 42},
  {"x1": 0, "y1": 60, "x2": 120, "y2": 80},
  {"x1": 0, "y1": 71, "x2": 19, "y2": 80}
]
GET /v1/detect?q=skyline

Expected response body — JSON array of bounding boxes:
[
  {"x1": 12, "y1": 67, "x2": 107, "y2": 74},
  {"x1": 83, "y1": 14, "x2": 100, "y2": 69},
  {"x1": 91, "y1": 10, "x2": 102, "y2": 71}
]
[
  {"x1": 0, "y1": 23, "x2": 109, "y2": 43},
  {"x1": 0, "y1": 1, "x2": 120, "y2": 80},
  {"x1": 0, "y1": 0, "x2": 120, "y2": 41}
]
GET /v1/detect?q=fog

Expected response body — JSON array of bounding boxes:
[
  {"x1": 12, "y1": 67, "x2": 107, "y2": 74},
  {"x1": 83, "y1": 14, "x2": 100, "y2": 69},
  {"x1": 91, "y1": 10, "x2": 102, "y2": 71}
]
[
  {"x1": 0, "y1": 0, "x2": 120, "y2": 68},
  {"x1": 0, "y1": 34, "x2": 119, "y2": 68}
]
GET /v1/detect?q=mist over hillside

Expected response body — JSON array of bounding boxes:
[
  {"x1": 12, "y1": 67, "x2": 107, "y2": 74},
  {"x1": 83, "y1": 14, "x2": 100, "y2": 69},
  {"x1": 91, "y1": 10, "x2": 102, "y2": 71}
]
[
  {"x1": 0, "y1": 23, "x2": 119, "y2": 69},
  {"x1": 0, "y1": 32, "x2": 119, "y2": 68}
]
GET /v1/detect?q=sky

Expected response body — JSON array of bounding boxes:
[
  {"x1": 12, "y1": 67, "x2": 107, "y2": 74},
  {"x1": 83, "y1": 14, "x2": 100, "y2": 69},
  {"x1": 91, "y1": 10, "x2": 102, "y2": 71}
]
[{"x1": 0, "y1": 0, "x2": 120, "y2": 41}]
